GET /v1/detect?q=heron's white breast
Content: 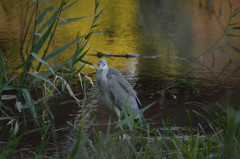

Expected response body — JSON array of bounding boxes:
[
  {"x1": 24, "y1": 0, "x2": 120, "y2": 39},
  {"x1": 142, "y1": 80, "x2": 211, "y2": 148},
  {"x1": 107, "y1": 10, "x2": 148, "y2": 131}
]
[{"x1": 97, "y1": 68, "x2": 109, "y2": 93}]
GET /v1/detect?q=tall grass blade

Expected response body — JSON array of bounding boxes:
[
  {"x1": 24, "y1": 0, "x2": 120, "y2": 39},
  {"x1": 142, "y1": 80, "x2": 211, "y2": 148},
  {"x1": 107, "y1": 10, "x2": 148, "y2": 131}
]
[
  {"x1": 186, "y1": 110, "x2": 193, "y2": 135},
  {"x1": 32, "y1": 20, "x2": 56, "y2": 53},
  {"x1": 93, "y1": 9, "x2": 103, "y2": 24},
  {"x1": 28, "y1": 72, "x2": 57, "y2": 90},
  {"x1": 36, "y1": 6, "x2": 61, "y2": 38},
  {"x1": 58, "y1": 15, "x2": 96, "y2": 25},
  {"x1": 222, "y1": 110, "x2": 237, "y2": 158},
  {"x1": 36, "y1": 6, "x2": 54, "y2": 25},
  {"x1": 95, "y1": 0, "x2": 100, "y2": 14},
  {"x1": 73, "y1": 48, "x2": 90, "y2": 65},
  {"x1": 44, "y1": 36, "x2": 82, "y2": 61},
  {"x1": 22, "y1": 89, "x2": 39, "y2": 125},
  {"x1": 31, "y1": 52, "x2": 55, "y2": 75},
  {"x1": 0, "y1": 51, "x2": 7, "y2": 81},
  {"x1": 0, "y1": 77, "x2": 16, "y2": 92},
  {"x1": 68, "y1": 64, "x2": 85, "y2": 81},
  {"x1": 68, "y1": 118, "x2": 94, "y2": 159},
  {"x1": 62, "y1": 0, "x2": 78, "y2": 11},
  {"x1": 32, "y1": 59, "x2": 69, "y2": 84}
]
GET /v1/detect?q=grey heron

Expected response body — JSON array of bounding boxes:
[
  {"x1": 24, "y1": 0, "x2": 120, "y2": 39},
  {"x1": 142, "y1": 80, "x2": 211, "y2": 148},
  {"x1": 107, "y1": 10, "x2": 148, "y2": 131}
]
[{"x1": 96, "y1": 59, "x2": 146, "y2": 128}]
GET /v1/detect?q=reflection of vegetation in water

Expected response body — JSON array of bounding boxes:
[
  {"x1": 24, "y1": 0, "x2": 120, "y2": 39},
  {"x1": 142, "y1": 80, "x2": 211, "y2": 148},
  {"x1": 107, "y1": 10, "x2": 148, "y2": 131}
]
[{"x1": 179, "y1": 0, "x2": 240, "y2": 82}]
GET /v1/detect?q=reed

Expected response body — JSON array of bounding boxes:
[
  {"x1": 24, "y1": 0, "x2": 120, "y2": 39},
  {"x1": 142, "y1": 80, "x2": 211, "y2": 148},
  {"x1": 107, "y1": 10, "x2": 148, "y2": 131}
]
[{"x1": 0, "y1": 0, "x2": 102, "y2": 158}]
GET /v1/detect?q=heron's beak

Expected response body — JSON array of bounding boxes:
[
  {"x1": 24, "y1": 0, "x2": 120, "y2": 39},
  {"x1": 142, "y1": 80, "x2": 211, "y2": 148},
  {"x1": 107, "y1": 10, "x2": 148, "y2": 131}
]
[{"x1": 98, "y1": 63, "x2": 104, "y2": 71}]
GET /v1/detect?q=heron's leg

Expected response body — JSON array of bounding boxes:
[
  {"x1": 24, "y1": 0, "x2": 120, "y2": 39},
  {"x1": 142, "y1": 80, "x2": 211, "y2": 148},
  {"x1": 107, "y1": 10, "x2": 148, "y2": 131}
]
[{"x1": 113, "y1": 105, "x2": 121, "y2": 117}]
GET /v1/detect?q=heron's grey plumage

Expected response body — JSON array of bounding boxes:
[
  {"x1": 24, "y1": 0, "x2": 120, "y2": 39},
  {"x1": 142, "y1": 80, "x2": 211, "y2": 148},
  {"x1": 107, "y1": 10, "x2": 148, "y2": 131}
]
[{"x1": 96, "y1": 59, "x2": 145, "y2": 128}]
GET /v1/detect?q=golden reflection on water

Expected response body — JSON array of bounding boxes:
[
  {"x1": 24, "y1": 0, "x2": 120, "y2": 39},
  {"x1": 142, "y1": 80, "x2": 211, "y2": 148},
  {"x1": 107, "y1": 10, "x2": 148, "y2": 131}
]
[
  {"x1": 0, "y1": 0, "x2": 240, "y2": 84},
  {"x1": 50, "y1": 0, "x2": 141, "y2": 75},
  {"x1": 0, "y1": 0, "x2": 141, "y2": 75},
  {"x1": 1, "y1": 0, "x2": 240, "y2": 151}
]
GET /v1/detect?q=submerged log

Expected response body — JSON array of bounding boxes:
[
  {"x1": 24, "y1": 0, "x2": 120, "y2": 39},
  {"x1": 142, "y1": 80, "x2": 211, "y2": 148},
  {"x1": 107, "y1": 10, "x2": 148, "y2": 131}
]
[{"x1": 87, "y1": 51, "x2": 161, "y2": 59}]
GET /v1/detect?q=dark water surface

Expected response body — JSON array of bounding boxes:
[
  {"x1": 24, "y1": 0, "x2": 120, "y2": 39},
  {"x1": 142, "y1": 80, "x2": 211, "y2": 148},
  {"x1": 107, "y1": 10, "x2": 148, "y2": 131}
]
[{"x1": 1, "y1": 0, "x2": 240, "y2": 156}]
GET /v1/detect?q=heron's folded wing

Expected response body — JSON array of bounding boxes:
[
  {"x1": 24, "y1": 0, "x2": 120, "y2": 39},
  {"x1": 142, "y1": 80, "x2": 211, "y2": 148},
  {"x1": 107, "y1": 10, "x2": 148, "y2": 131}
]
[{"x1": 107, "y1": 67, "x2": 142, "y2": 108}]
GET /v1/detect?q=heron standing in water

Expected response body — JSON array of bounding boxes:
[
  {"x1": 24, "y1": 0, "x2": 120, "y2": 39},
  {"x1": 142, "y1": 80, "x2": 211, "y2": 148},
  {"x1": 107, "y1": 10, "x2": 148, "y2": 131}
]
[{"x1": 96, "y1": 59, "x2": 146, "y2": 128}]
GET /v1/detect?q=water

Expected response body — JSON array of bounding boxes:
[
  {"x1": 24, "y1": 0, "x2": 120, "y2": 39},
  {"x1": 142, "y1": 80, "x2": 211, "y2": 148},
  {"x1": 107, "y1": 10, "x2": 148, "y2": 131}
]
[{"x1": 1, "y1": 0, "x2": 240, "y2": 156}]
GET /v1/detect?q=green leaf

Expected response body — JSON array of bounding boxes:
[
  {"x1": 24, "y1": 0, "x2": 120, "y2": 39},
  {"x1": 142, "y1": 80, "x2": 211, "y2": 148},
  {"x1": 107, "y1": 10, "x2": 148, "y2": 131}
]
[
  {"x1": 58, "y1": 15, "x2": 95, "y2": 25},
  {"x1": 70, "y1": 41, "x2": 81, "y2": 70},
  {"x1": 62, "y1": 0, "x2": 78, "y2": 11},
  {"x1": 35, "y1": 6, "x2": 61, "y2": 41},
  {"x1": 68, "y1": 64, "x2": 85, "y2": 81},
  {"x1": 80, "y1": 59, "x2": 92, "y2": 65},
  {"x1": 0, "y1": 77, "x2": 16, "y2": 92},
  {"x1": 21, "y1": 18, "x2": 56, "y2": 86},
  {"x1": 22, "y1": 89, "x2": 38, "y2": 125},
  {"x1": 12, "y1": 121, "x2": 19, "y2": 136},
  {"x1": 85, "y1": 31, "x2": 93, "y2": 40},
  {"x1": 32, "y1": 60, "x2": 69, "y2": 84},
  {"x1": 0, "y1": 52, "x2": 7, "y2": 81},
  {"x1": 31, "y1": 52, "x2": 55, "y2": 75},
  {"x1": 95, "y1": 0, "x2": 100, "y2": 14},
  {"x1": 36, "y1": 6, "x2": 54, "y2": 25},
  {"x1": 0, "y1": 117, "x2": 17, "y2": 121},
  {"x1": 28, "y1": 72, "x2": 57, "y2": 90},
  {"x1": 93, "y1": 9, "x2": 103, "y2": 24},
  {"x1": 92, "y1": 24, "x2": 100, "y2": 28},
  {"x1": 68, "y1": 118, "x2": 94, "y2": 159},
  {"x1": 73, "y1": 48, "x2": 90, "y2": 65},
  {"x1": 14, "y1": 62, "x2": 25, "y2": 71},
  {"x1": 92, "y1": 30, "x2": 105, "y2": 34},
  {"x1": 44, "y1": 36, "x2": 83, "y2": 61},
  {"x1": 32, "y1": 20, "x2": 56, "y2": 54},
  {"x1": 34, "y1": 96, "x2": 51, "y2": 105}
]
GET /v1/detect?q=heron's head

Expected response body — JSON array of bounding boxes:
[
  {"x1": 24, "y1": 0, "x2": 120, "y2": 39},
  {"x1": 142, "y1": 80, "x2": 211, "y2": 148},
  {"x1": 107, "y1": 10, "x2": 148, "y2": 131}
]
[{"x1": 98, "y1": 59, "x2": 108, "y2": 71}]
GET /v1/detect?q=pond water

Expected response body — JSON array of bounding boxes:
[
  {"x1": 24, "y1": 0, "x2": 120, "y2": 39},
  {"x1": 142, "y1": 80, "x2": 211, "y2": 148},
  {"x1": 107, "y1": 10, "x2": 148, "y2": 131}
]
[{"x1": 1, "y1": 0, "x2": 240, "y2": 156}]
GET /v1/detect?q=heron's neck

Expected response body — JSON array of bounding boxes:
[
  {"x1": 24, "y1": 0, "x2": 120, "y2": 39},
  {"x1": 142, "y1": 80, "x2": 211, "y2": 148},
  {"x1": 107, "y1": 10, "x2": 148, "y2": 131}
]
[{"x1": 99, "y1": 67, "x2": 109, "y2": 77}]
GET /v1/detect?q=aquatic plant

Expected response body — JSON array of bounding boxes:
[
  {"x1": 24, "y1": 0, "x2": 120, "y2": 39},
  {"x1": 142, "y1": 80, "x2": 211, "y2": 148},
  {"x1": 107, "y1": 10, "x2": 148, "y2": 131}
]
[
  {"x1": 0, "y1": 0, "x2": 102, "y2": 158},
  {"x1": 67, "y1": 103, "x2": 240, "y2": 159}
]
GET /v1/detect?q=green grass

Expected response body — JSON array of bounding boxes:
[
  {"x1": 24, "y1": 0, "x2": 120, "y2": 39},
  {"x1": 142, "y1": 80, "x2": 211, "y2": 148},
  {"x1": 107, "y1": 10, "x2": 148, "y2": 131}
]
[
  {"x1": 0, "y1": 0, "x2": 102, "y2": 158},
  {"x1": 65, "y1": 104, "x2": 240, "y2": 159}
]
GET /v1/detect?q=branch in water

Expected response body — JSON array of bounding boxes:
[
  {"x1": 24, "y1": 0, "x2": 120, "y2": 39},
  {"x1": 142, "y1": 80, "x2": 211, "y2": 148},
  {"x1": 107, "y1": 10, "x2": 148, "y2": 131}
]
[{"x1": 87, "y1": 51, "x2": 161, "y2": 59}]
